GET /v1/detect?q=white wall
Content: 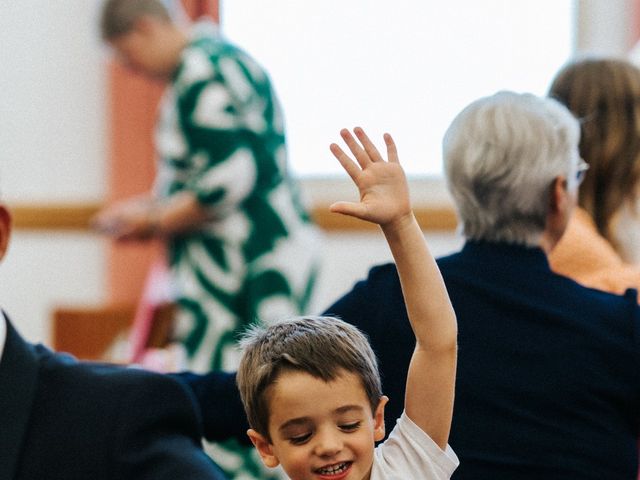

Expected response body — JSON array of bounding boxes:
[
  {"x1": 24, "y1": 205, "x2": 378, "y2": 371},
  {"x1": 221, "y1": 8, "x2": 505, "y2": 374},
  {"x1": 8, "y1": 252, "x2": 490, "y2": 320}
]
[
  {"x1": 0, "y1": 1, "x2": 107, "y2": 202},
  {"x1": 1, "y1": 233, "x2": 108, "y2": 342},
  {"x1": 0, "y1": 1, "x2": 634, "y2": 345},
  {"x1": 0, "y1": 1, "x2": 108, "y2": 343},
  {"x1": 576, "y1": 0, "x2": 634, "y2": 55}
]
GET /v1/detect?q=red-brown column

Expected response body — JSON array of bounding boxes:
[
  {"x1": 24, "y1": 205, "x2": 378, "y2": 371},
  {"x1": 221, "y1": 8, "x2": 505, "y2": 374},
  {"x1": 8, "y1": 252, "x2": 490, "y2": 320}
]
[{"x1": 106, "y1": 0, "x2": 219, "y2": 303}]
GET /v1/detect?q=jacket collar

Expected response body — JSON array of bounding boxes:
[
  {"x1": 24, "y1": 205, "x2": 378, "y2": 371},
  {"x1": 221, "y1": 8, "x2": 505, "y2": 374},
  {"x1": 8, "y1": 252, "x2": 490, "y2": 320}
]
[
  {"x1": 0, "y1": 317, "x2": 39, "y2": 480},
  {"x1": 458, "y1": 240, "x2": 551, "y2": 272},
  {"x1": 0, "y1": 312, "x2": 6, "y2": 362}
]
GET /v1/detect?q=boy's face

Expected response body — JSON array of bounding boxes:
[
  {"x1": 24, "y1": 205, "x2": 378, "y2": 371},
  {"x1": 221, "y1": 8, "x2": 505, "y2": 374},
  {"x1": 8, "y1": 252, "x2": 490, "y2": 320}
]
[{"x1": 248, "y1": 369, "x2": 387, "y2": 480}]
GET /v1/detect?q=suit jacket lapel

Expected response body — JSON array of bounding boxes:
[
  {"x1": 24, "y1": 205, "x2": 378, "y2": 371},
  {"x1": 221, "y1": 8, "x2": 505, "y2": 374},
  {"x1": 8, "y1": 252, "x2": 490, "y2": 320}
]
[{"x1": 0, "y1": 318, "x2": 39, "y2": 480}]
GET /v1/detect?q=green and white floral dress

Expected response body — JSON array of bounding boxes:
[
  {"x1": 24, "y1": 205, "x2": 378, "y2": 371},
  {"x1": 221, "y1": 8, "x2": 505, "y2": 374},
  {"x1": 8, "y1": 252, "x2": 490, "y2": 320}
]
[{"x1": 154, "y1": 20, "x2": 321, "y2": 480}]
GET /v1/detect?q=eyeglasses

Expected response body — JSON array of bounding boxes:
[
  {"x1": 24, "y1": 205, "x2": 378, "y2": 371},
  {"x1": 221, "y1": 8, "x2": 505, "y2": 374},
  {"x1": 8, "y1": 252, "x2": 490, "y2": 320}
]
[
  {"x1": 566, "y1": 158, "x2": 589, "y2": 191},
  {"x1": 575, "y1": 158, "x2": 589, "y2": 185}
]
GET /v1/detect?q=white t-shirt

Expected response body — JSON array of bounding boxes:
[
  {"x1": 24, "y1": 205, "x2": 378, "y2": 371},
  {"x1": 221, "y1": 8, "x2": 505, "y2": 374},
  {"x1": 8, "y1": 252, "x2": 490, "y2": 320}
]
[{"x1": 370, "y1": 411, "x2": 459, "y2": 479}]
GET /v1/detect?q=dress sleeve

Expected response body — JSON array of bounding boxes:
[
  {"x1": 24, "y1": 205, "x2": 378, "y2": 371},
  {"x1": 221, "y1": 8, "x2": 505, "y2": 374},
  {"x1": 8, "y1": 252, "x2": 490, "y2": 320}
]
[
  {"x1": 175, "y1": 49, "x2": 282, "y2": 218},
  {"x1": 112, "y1": 371, "x2": 227, "y2": 480}
]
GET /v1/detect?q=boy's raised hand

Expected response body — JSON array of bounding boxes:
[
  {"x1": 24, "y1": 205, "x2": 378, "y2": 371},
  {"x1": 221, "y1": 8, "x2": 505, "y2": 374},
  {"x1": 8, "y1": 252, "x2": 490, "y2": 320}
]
[
  {"x1": 331, "y1": 126, "x2": 457, "y2": 451},
  {"x1": 330, "y1": 128, "x2": 411, "y2": 229}
]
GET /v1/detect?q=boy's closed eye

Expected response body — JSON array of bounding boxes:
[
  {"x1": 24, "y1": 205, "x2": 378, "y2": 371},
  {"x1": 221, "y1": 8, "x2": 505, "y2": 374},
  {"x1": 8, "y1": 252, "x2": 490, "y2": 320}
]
[
  {"x1": 339, "y1": 420, "x2": 362, "y2": 432},
  {"x1": 288, "y1": 433, "x2": 312, "y2": 445},
  {"x1": 280, "y1": 422, "x2": 314, "y2": 445},
  {"x1": 282, "y1": 419, "x2": 363, "y2": 445}
]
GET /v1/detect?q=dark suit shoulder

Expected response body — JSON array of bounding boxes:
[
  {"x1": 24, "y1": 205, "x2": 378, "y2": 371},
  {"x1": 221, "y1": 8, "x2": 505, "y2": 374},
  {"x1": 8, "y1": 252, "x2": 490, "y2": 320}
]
[
  {"x1": 33, "y1": 354, "x2": 203, "y2": 437},
  {"x1": 37, "y1": 353, "x2": 195, "y2": 405},
  {"x1": 365, "y1": 262, "x2": 399, "y2": 283},
  {"x1": 550, "y1": 272, "x2": 640, "y2": 326},
  {"x1": 323, "y1": 263, "x2": 399, "y2": 311},
  {"x1": 323, "y1": 262, "x2": 403, "y2": 329},
  {"x1": 20, "y1": 354, "x2": 224, "y2": 479}
]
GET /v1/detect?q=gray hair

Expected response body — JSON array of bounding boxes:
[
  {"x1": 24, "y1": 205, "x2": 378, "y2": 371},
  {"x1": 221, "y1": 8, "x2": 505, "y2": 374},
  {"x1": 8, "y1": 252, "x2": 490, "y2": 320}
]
[{"x1": 443, "y1": 91, "x2": 580, "y2": 246}]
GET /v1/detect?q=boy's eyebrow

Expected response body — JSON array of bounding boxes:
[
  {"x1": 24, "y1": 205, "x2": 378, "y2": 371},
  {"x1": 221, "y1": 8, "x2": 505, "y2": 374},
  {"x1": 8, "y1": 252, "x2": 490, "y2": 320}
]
[
  {"x1": 334, "y1": 405, "x2": 366, "y2": 415},
  {"x1": 278, "y1": 417, "x2": 312, "y2": 432}
]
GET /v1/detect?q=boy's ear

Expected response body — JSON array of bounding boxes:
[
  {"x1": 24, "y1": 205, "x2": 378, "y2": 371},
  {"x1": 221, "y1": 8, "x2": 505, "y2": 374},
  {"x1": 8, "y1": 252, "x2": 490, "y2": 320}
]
[
  {"x1": 373, "y1": 395, "x2": 389, "y2": 442},
  {"x1": 247, "y1": 429, "x2": 280, "y2": 468}
]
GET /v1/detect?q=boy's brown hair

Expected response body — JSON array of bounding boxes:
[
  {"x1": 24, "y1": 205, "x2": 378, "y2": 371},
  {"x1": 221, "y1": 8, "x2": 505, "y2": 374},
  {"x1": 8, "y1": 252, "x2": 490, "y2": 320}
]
[
  {"x1": 236, "y1": 316, "x2": 383, "y2": 440},
  {"x1": 100, "y1": 0, "x2": 171, "y2": 40}
]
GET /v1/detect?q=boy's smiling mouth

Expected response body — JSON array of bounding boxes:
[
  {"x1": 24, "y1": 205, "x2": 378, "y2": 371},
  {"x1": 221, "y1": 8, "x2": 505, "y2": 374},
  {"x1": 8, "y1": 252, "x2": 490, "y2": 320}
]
[{"x1": 314, "y1": 461, "x2": 352, "y2": 478}]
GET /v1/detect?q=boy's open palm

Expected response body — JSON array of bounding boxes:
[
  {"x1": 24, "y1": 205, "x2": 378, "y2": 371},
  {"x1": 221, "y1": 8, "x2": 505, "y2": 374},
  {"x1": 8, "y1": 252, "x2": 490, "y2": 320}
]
[{"x1": 330, "y1": 128, "x2": 411, "y2": 228}]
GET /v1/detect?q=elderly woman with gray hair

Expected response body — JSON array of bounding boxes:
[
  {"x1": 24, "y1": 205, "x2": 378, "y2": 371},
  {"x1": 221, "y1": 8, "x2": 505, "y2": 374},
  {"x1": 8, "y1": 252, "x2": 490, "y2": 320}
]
[
  {"x1": 443, "y1": 90, "x2": 586, "y2": 248},
  {"x1": 178, "y1": 91, "x2": 640, "y2": 479}
]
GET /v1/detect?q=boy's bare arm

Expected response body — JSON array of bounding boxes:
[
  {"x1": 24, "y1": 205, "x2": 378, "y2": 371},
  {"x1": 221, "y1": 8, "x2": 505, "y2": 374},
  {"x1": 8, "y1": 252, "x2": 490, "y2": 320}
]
[{"x1": 330, "y1": 127, "x2": 457, "y2": 449}]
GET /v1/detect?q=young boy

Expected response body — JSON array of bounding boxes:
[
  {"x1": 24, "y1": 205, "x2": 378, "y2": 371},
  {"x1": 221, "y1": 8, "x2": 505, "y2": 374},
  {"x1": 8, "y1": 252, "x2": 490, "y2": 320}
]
[{"x1": 236, "y1": 127, "x2": 459, "y2": 479}]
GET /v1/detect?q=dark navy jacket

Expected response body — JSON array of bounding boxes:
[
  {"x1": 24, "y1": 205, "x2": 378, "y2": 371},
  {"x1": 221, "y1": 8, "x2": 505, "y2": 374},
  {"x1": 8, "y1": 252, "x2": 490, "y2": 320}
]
[
  {"x1": 180, "y1": 241, "x2": 640, "y2": 479},
  {"x1": 0, "y1": 318, "x2": 227, "y2": 480}
]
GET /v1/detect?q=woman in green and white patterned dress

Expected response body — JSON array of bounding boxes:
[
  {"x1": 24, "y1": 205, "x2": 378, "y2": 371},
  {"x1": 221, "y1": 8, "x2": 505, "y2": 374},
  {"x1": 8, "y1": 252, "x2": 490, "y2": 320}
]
[
  {"x1": 158, "y1": 19, "x2": 320, "y2": 375},
  {"x1": 96, "y1": 2, "x2": 321, "y2": 478}
]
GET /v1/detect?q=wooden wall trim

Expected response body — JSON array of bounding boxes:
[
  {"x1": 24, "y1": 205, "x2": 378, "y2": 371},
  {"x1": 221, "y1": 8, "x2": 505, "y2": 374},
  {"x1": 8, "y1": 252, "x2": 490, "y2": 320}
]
[
  {"x1": 9, "y1": 203, "x2": 103, "y2": 231},
  {"x1": 8, "y1": 203, "x2": 458, "y2": 232},
  {"x1": 312, "y1": 205, "x2": 458, "y2": 231}
]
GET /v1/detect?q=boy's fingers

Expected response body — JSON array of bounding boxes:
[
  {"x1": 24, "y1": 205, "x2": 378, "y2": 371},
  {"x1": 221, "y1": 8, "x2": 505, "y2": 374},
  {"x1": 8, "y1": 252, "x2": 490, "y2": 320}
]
[
  {"x1": 329, "y1": 201, "x2": 368, "y2": 220},
  {"x1": 330, "y1": 143, "x2": 360, "y2": 181},
  {"x1": 354, "y1": 127, "x2": 384, "y2": 162},
  {"x1": 384, "y1": 133, "x2": 399, "y2": 163},
  {"x1": 340, "y1": 128, "x2": 370, "y2": 168}
]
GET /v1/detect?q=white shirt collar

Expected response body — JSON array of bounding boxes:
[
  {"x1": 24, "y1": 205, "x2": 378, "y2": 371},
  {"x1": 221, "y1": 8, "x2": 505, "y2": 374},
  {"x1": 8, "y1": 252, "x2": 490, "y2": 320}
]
[{"x1": 0, "y1": 312, "x2": 6, "y2": 363}]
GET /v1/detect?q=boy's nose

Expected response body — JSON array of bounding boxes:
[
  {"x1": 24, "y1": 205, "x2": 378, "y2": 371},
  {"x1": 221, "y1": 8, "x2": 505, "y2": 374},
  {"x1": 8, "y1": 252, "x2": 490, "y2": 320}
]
[{"x1": 313, "y1": 430, "x2": 343, "y2": 457}]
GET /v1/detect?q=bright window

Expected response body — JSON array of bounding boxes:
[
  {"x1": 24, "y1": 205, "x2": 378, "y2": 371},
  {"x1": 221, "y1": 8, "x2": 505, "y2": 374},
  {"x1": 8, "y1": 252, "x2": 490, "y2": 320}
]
[{"x1": 221, "y1": 1, "x2": 576, "y2": 177}]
